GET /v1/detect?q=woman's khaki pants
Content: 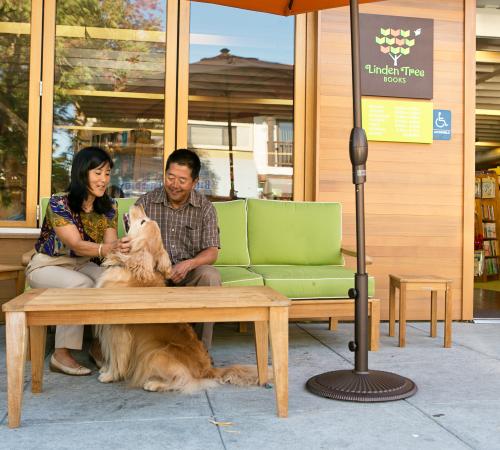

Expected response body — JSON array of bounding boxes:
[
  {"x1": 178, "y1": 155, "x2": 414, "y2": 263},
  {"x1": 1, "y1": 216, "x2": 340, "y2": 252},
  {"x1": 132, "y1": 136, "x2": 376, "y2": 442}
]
[{"x1": 26, "y1": 262, "x2": 105, "y2": 350}]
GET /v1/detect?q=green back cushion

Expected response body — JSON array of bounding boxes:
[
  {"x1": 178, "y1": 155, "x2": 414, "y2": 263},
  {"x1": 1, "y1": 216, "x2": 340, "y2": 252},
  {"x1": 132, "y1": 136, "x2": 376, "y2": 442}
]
[
  {"x1": 40, "y1": 197, "x2": 50, "y2": 224},
  {"x1": 40, "y1": 196, "x2": 136, "y2": 239},
  {"x1": 116, "y1": 197, "x2": 137, "y2": 238},
  {"x1": 213, "y1": 200, "x2": 250, "y2": 266},
  {"x1": 247, "y1": 199, "x2": 343, "y2": 265}
]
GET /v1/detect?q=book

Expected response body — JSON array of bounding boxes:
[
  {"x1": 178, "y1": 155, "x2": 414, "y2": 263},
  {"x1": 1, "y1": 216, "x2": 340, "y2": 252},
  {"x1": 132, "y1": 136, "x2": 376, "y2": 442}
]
[
  {"x1": 474, "y1": 250, "x2": 484, "y2": 277},
  {"x1": 481, "y1": 177, "x2": 496, "y2": 199},
  {"x1": 475, "y1": 178, "x2": 482, "y2": 198},
  {"x1": 483, "y1": 222, "x2": 497, "y2": 238}
]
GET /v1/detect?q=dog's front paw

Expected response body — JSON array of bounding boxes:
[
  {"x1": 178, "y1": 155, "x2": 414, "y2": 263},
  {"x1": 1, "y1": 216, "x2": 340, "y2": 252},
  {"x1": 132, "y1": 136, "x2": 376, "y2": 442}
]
[
  {"x1": 143, "y1": 379, "x2": 164, "y2": 392},
  {"x1": 98, "y1": 371, "x2": 114, "y2": 383}
]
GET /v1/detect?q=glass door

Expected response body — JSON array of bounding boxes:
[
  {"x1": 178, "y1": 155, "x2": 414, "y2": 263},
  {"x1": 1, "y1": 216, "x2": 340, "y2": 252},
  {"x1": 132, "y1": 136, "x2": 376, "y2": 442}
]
[
  {"x1": 0, "y1": 1, "x2": 42, "y2": 226},
  {"x1": 39, "y1": 0, "x2": 178, "y2": 199},
  {"x1": 184, "y1": 2, "x2": 297, "y2": 201}
]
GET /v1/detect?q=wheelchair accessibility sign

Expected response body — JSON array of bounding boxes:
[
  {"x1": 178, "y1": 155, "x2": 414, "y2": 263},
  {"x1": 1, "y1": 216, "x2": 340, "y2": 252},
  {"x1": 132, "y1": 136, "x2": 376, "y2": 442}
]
[{"x1": 433, "y1": 109, "x2": 451, "y2": 140}]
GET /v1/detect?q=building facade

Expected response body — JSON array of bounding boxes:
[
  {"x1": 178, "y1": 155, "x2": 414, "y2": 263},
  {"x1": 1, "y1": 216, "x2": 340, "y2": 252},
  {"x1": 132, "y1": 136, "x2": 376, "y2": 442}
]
[{"x1": 0, "y1": 0, "x2": 476, "y2": 320}]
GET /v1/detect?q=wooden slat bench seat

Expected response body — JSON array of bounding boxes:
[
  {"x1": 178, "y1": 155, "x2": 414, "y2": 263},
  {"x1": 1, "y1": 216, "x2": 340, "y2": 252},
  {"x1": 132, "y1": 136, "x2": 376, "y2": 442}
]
[
  {"x1": 2, "y1": 286, "x2": 290, "y2": 428},
  {"x1": 289, "y1": 299, "x2": 380, "y2": 351}
]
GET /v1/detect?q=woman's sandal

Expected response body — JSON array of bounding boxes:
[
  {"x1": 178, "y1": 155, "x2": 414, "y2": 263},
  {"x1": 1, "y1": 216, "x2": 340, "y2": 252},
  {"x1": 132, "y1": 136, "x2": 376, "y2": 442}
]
[{"x1": 49, "y1": 354, "x2": 92, "y2": 376}]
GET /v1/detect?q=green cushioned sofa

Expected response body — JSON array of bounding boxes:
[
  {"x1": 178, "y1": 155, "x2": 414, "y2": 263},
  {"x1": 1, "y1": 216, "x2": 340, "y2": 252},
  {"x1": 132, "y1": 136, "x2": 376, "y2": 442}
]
[
  {"x1": 212, "y1": 199, "x2": 379, "y2": 351},
  {"x1": 31, "y1": 196, "x2": 380, "y2": 350}
]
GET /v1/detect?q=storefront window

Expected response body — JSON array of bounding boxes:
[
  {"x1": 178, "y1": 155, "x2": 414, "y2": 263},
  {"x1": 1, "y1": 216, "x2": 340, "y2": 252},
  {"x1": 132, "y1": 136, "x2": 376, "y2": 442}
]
[
  {"x1": 188, "y1": 3, "x2": 295, "y2": 200},
  {"x1": 51, "y1": 0, "x2": 167, "y2": 198},
  {"x1": 0, "y1": 2, "x2": 31, "y2": 220}
]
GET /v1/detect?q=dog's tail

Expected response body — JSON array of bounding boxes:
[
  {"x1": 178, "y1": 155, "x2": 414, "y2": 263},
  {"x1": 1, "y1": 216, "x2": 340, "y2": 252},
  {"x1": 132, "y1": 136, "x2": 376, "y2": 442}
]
[{"x1": 204, "y1": 365, "x2": 260, "y2": 386}]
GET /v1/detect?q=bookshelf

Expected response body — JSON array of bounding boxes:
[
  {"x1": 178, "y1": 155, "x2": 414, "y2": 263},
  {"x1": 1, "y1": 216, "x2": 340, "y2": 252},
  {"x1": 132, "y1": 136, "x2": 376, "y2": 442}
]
[{"x1": 475, "y1": 172, "x2": 500, "y2": 281}]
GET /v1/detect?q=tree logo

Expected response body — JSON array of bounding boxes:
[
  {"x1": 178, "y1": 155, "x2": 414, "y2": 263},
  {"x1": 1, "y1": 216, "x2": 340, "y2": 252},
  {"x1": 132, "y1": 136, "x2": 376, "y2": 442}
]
[{"x1": 375, "y1": 28, "x2": 421, "y2": 66}]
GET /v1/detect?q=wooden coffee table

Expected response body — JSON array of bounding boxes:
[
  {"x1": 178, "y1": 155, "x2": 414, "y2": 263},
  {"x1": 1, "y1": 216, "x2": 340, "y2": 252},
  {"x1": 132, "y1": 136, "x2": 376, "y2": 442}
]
[{"x1": 2, "y1": 286, "x2": 290, "y2": 428}]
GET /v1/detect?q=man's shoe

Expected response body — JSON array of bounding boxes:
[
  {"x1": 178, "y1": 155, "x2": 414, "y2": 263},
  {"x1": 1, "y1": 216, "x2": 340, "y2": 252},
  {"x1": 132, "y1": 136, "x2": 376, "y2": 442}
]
[{"x1": 49, "y1": 354, "x2": 92, "y2": 376}]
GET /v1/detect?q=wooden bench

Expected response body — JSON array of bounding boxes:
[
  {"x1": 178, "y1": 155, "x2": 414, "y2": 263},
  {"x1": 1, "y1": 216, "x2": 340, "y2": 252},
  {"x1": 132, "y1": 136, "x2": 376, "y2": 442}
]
[
  {"x1": 2, "y1": 286, "x2": 290, "y2": 428},
  {"x1": 0, "y1": 264, "x2": 25, "y2": 324}
]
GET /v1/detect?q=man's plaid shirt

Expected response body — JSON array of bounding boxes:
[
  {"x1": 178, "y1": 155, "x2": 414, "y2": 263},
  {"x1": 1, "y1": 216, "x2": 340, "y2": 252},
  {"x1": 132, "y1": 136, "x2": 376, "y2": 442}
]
[{"x1": 136, "y1": 187, "x2": 220, "y2": 265}]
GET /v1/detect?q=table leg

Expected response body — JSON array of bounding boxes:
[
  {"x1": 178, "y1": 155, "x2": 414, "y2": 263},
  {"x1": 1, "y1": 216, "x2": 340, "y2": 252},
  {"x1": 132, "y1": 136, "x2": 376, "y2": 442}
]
[
  {"x1": 399, "y1": 285, "x2": 407, "y2": 347},
  {"x1": 445, "y1": 284, "x2": 452, "y2": 348},
  {"x1": 329, "y1": 318, "x2": 338, "y2": 331},
  {"x1": 254, "y1": 321, "x2": 269, "y2": 385},
  {"x1": 6, "y1": 312, "x2": 27, "y2": 428},
  {"x1": 25, "y1": 327, "x2": 31, "y2": 362},
  {"x1": 389, "y1": 280, "x2": 396, "y2": 337},
  {"x1": 430, "y1": 291, "x2": 437, "y2": 338},
  {"x1": 30, "y1": 326, "x2": 47, "y2": 393},
  {"x1": 269, "y1": 307, "x2": 288, "y2": 418}
]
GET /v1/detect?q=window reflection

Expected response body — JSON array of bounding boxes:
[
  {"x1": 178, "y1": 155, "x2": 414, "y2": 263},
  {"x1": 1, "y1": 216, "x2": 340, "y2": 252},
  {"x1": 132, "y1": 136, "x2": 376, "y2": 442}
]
[
  {"x1": 188, "y1": 4, "x2": 295, "y2": 200},
  {"x1": 51, "y1": 0, "x2": 167, "y2": 198},
  {"x1": 0, "y1": 2, "x2": 31, "y2": 220}
]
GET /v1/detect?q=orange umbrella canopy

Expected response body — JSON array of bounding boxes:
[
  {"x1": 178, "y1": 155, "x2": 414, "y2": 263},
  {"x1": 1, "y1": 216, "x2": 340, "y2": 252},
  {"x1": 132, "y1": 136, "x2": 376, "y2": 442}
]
[{"x1": 190, "y1": 0, "x2": 381, "y2": 16}]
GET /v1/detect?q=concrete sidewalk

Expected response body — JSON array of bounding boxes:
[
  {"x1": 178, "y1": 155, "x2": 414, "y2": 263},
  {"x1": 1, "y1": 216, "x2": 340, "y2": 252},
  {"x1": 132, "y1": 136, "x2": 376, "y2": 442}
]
[{"x1": 1, "y1": 321, "x2": 499, "y2": 449}]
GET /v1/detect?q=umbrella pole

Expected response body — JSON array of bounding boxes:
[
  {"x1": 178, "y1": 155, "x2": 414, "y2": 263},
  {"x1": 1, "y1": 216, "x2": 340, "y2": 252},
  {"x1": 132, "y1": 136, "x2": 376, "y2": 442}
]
[{"x1": 305, "y1": 0, "x2": 417, "y2": 402}]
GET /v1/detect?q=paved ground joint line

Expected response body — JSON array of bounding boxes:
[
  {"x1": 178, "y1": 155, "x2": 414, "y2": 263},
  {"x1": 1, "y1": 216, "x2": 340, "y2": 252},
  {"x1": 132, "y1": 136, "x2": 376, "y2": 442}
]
[
  {"x1": 303, "y1": 321, "x2": 478, "y2": 449},
  {"x1": 406, "y1": 323, "x2": 500, "y2": 363},
  {"x1": 407, "y1": 400, "x2": 476, "y2": 449},
  {"x1": 204, "y1": 390, "x2": 228, "y2": 450},
  {"x1": 295, "y1": 323, "x2": 352, "y2": 365}
]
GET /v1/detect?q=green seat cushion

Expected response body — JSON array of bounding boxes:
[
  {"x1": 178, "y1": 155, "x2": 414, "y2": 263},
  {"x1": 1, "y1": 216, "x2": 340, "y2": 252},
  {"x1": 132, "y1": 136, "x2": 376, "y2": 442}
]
[
  {"x1": 247, "y1": 199, "x2": 343, "y2": 265},
  {"x1": 213, "y1": 200, "x2": 250, "y2": 266},
  {"x1": 250, "y1": 265, "x2": 375, "y2": 299},
  {"x1": 217, "y1": 266, "x2": 264, "y2": 286}
]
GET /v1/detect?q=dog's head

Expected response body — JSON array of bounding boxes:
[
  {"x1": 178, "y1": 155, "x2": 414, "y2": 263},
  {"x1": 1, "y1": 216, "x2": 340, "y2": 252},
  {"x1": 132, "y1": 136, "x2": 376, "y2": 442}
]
[{"x1": 104, "y1": 205, "x2": 171, "y2": 282}]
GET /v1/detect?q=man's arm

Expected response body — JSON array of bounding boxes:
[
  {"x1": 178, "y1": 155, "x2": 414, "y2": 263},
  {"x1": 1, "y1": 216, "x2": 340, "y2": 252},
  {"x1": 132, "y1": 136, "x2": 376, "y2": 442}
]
[{"x1": 169, "y1": 247, "x2": 219, "y2": 284}]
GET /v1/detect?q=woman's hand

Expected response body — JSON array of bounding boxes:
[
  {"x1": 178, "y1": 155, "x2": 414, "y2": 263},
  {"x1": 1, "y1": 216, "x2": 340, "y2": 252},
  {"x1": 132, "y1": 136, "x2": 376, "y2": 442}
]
[
  {"x1": 101, "y1": 241, "x2": 118, "y2": 257},
  {"x1": 117, "y1": 236, "x2": 131, "y2": 254},
  {"x1": 101, "y1": 237, "x2": 131, "y2": 257}
]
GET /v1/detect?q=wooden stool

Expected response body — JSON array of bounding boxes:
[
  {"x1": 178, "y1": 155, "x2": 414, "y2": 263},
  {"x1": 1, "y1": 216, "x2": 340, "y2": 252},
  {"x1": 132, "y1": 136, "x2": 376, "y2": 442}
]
[
  {"x1": 0, "y1": 265, "x2": 25, "y2": 324},
  {"x1": 389, "y1": 275, "x2": 452, "y2": 348}
]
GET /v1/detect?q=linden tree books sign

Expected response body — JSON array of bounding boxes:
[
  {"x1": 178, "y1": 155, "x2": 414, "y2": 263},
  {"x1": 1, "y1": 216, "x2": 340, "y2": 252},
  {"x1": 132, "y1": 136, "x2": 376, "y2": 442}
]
[{"x1": 360, "y1": 14, "x2": 434, "y2": 99}]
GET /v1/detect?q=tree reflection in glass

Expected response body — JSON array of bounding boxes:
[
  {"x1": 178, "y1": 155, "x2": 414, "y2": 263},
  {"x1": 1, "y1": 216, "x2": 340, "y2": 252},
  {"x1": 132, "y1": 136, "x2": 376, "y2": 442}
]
[
  {"x1": 52, "y1": 0, "x2": 167, "y2": 198},
  {"x1": 0, "y1": 1, "x2": 31, "y2": 220}
]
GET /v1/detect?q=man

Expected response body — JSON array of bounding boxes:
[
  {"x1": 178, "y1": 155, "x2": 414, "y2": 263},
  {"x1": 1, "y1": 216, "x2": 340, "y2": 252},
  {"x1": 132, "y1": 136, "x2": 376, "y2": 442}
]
[{"x1": 136, "y1": 148, "x2": 221, "y2": 347}]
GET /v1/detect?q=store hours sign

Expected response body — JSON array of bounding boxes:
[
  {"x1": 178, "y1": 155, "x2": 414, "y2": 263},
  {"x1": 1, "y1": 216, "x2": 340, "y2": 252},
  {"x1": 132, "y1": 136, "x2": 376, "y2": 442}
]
[{"x1": 360, "y1": 14, "x2": 434, "y2": 99}]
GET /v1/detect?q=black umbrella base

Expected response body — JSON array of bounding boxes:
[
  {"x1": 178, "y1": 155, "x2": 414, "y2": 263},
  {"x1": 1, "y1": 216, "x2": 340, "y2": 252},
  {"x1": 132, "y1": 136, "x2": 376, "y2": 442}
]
[{"x1": 306, "y1": 369, "x2": 417, "y2": 402}]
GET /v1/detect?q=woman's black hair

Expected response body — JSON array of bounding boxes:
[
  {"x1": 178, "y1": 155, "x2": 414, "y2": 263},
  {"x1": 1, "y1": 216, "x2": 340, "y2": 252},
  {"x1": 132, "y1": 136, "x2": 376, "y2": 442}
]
[{"x1": 67, "y1": 146, "x2": 114, "y2": 215}]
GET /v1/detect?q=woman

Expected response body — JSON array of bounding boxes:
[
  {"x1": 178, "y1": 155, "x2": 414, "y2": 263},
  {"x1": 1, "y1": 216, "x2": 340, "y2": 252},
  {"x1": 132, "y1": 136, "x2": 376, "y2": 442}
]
[{"x1": 27, "y1": 146, "x2": 121, "y2": 375}]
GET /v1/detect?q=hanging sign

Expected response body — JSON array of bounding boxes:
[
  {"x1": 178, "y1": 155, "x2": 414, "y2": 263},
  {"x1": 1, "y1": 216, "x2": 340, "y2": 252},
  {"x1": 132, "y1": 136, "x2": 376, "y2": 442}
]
[
  {"x1": 362, "y1": 98, "x2": 433, "y2": 144},
  {"x1": 360, "y1": 14, "x2": 434, "y2": 99},
  {"x1": 433, "y1": 109, "x2": 452, "y2": 140}
]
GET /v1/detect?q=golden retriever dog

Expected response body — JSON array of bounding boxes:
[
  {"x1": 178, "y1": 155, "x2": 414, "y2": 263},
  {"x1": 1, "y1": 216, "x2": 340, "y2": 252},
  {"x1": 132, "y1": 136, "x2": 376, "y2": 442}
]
[{"x1": 95, "y1": 205, "x2": 258, "y2": 393}]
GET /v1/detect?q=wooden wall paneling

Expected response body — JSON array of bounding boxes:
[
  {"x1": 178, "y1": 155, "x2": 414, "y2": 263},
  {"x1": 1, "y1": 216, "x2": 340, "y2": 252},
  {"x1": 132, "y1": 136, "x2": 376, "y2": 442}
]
[{"x1": 317, "y1": 1, "x2": 466, "y2": 320}]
